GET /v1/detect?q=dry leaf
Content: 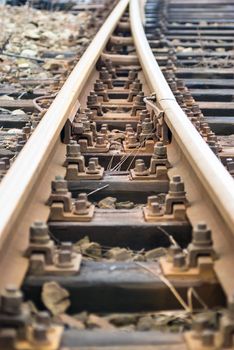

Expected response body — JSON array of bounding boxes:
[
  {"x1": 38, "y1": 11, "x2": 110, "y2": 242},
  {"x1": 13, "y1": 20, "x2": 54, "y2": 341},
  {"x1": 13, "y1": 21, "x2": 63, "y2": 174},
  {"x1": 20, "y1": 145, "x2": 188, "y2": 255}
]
[{"x1": 41, "y1": 281, "x2": 70, "y2": 316}]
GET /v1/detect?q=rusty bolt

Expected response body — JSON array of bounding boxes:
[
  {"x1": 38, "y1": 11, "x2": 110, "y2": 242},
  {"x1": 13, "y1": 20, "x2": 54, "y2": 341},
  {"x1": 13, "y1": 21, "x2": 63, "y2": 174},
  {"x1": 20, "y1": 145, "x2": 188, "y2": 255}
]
[
  {"x1": 1, "y1": 285, "x2": 23, "y2": 315},
  {"x1": 173, "y1": 253, "x2": 186, "y2": 269},
  {"x1": 186, "y1": 110, "x2": 194, "y2": 119},
  {"x1": 102, "y1": 123, "x2": 108, "y2": 129},
  {"x1": 66, "y1": 141, "x2": 81, "y2": 157},
  {"x1": 227, "y1": 293, "x2": 234, "y2": 318},
  {"x1": 100, "y1": 125, "x2": 108, "y2": 134},
  {"x1": 58, "y1": 250, "x2": 72, "y2": 266},
  {"x1": 182, "y1": 108, "x2": 190, "y2": 114},
  {"x1": 139, "y1": 110, "x2": 150, "y2": 122},
  {"x1": 82, "y1": 119, "x2": 91, "y2": 131},
  {"x1": 125, "y1": 124, "x2": 134, "y2": 133},
  {"x1": 195, "y1": 121, "x2": 201, "y2": 131},
  {"x1": 21, "y1": 133, "x2": 27, "y2": 141},
  {"x1": 0, "y1": 329, "x2": 16, "y2": 349},
  {"x1": 1, "y1": 157, "x2": 10, "y2": 169},
  {"x1": 16, "y1": 141, "x2": 24, "y2": 152},
  {"x1": 192, "y1": 314, "x2": 210, "y2": 333},
  {"x1": 168, "y1": 245, "x2": 182, "y2": 259},
  {"x1": 78, "y1": 194, "x2": 88, "y2": 205},
  {"x1": 150, "y1": 202, "x2": 163, "y2": 216},
  {"x1": 52, "y1": 176, "x2": 68, "y2": 194},
  {"x1": 203, "y1": 126, "x2": 211, "y2": 135},
  {"x1": 132, "y1": 80, "x2": 142, "y2": 91},
  {"x1": 169, "y1": 81, "x2": 177, "y2": 92},
  {"x1": 176, "y1": 79, "x2": 186, "y2": 91},
  {"x1": 134, "y1": 92, "x2": 145, "y2": 105},
  {"x1": 154, "y1": 142, "x2": 167, "y2": 158},
  {"x1": 192, "y1": 222, "x2": 212, "y2": 247},
  {"x1": 94, "y1": 79, "x2": 105, "y2": 92},
  {"x1": 127, "y1": 134, "x2": 138, "y2": 147},
  {"x1": 142, "y1": 118, "x2": 152, "y2": 134},
  {"x1": 200, "y1": 122, "x2": 209, "y2": 131},
  {"x1": 104, "y1": 59, "x2": 114, "y2": 71},
  {"x1": 87, "y1": 91, "x2": 98, "y2": 105},
  {"x1": 85, "y1": 109, "x2": 94, "y2": 120},
  {"x1": 147, "y1": 195, "x2": 159, "y2": 207},
  {"x1": 134, "y1": 159, "x2": 146, "y2": 174},
  {"x1": 176, "y1": 94, "x2": 184, "y2": 105},
  {"x1": 80, "y1": 115, "x2": 88, "y2": 122},
  {"x1": 190, "y1": 116, "x2": 198, "y2": 123},
  {"x1": 191, "y1": 104, "x2": 201, "y2": 115},
  {"x1": 226, "y1": 158, "x2": 234, "y2": 173},
  {"x1": 89, "y1": 157, "x2": 100, "y2": 168},
  {"x1": 183, "y1": 92, "x2": 193, "y2": 104},
  {"x1": 36, "y1": 311, "x2": 51, "y2": 326},
  {"x1": 0, "y1": 161, "x2": 6, "y2": 171},
  {"x1": 96, "y1": 136, "x2": 106, "y2": 147},
  {"x1": 207, "y1": 133, "x2": 217, "y2": 142},
  {"x1": 30, "y1": 221, "x2": 50, "y2": 244},
  {"x1": 61, "y1": 242, "x2": 73, "y2": 252},
  {"x1": 142, "y1": 110, "x2": 150, "y2": 117},
  {"x1": 166, "y1": 59, "x2": 174, "y2": 69},
  {"x1": 207, "y1": 140, "x2": 219, "y2": 155},
  {"x1": 100, "y1": 68, "x2": 110, "y2": 80},
  {"x1": 78, "y1": 139, "x2": 88, "y2": 153},
  {"x1": 86, "y1": 160, "x2": 99, "y2": 174},
  {"x1": 32, "y1": 324, "x2": 48, "y2": 343},
  {"x1": 163, "y1": 70, "x2": 174, "y2": 80},
  {"x1": 22, "y1": 125, "x2": 31, "y2": 134},
  {"x1": 128, "y1": 70, "x2": 137, "y2": 80},
  {"x1": 74, "y1": 199, "x2": 89, "y2": 215},
  {"x1": 174, "y1": 92, "x2": 181, "y2": 100},
  {"x1": 202, "y1": 330, "x2": 214, "y2": 346},
  {"x1": 169, "y1": 175, "x2": 185, "y2": 194}
]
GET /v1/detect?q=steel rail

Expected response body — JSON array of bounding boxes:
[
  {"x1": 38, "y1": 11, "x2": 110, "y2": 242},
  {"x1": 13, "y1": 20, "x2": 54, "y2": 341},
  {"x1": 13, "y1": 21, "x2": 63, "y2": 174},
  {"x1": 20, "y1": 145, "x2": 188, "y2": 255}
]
[
  {"x1": 130, "y1": 0, "x2": 234, "y2": 235},
  {"x1": 0, "y1": 0, "x2": 129, "y2": 250}
]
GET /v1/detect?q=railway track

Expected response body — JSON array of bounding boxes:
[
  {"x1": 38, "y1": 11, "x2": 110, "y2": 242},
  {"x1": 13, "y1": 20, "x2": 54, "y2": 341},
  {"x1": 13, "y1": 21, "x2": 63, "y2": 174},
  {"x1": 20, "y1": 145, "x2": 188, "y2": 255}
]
[{"x1": 0, "y1": 0, "x2": 234, "y2": 349}]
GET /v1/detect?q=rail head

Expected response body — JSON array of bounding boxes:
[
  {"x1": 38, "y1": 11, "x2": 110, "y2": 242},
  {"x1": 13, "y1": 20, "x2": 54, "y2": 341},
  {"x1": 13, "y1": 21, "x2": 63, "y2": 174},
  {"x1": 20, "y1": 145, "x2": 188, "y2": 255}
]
[
  {"x1": 130, "y1": 0, "x2": 234, "y2": 235},
  {"x1": 0, "y1": 0, "x2": 129, "y2": 249}
]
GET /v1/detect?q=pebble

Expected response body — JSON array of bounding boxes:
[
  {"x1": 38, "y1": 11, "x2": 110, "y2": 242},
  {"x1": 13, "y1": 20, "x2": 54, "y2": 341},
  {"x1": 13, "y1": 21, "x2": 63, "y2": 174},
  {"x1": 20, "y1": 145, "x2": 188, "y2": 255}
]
[
  {"x1": 21, "y1": 49, "x2": 38, "y2": 57},
  {"x1": 11, "y1": 109, "x2": 26, "y2": 115},
  {"x1": 0, "y1": 6, "x2": 92, "y2": 87},
  {"x1": 25, "y1": 30, "x2": 41, "y2": 40},
  {"x1": 0, "y1": 95, "x2": 14, "y2": 100},
  {"x1": 43, "y1": 59, "x2": 67, "y2": 71}
]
